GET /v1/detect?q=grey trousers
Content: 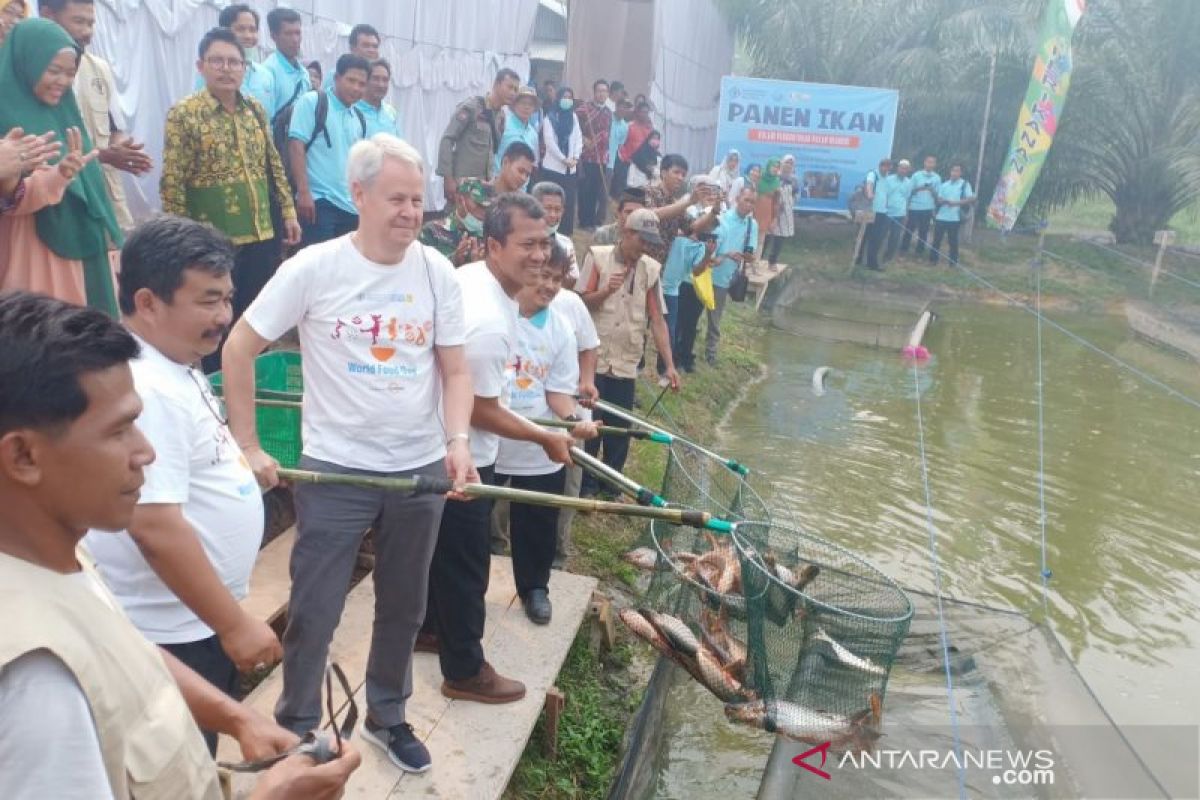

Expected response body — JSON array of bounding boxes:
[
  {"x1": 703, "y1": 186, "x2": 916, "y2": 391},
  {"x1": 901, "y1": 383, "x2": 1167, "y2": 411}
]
[
  {"x1": 275, "y1": 455, "x2": 446, "y2": 734},
  {"x1": 705, "y1": 286, "x2": 730, "y2": 362}
]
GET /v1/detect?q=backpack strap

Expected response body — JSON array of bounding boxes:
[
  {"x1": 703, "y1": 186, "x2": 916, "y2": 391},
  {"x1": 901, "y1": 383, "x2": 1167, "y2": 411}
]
[
  {"x1": 352, "y1": 106, "x2": 367, "y2": 139},
  {"x1": 307, "y1": 91, "x2": 330, "y2": 151}
]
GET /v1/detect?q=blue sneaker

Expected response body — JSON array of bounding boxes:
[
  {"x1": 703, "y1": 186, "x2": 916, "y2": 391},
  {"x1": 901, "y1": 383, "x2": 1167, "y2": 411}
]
[{"x1": 361, "y1": 719, "x2": 431, "y2": 773}]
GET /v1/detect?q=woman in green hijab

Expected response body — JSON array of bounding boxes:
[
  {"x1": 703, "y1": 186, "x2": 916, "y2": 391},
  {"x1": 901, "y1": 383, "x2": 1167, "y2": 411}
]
[
  {"x1": 0, "y1": 17, "x2": 122, "y2": 315},
  {"x1": 753, "y1": 157, "x2": 782, "y2": 257}
]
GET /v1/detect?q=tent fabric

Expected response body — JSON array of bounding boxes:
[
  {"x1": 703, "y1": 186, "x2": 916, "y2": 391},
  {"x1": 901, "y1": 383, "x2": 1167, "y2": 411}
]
[
  {"x1": 563, "y1": 0, "x2": 732, "y2": 176},
  {"x1": 83, "y1": 0, "x2": 539, "y2": 215},
  {"x1": 648, "y1": 0, "x2": 733, "y2": 175}
]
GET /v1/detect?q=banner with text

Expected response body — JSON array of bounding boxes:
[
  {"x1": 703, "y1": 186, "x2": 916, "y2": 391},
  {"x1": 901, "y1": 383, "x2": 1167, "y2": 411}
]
[
  {"x1": 987, "y1": 0, "x2": 1087, "y2": 231},
  {"x1": 714, "y1": 76, "x2": 898, "y2": 214}
]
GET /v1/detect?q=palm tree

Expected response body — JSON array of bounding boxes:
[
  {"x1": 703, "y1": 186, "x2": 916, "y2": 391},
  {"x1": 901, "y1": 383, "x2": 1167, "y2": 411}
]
[{"x1": 1032, "y1": 0, "x2": 1200, "y2": 244}]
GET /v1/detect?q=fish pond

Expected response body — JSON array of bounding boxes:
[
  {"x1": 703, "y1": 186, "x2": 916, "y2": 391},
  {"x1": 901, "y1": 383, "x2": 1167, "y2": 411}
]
[{"x1": 629, "y1": 298, "x2": 1200, "y2": 799}]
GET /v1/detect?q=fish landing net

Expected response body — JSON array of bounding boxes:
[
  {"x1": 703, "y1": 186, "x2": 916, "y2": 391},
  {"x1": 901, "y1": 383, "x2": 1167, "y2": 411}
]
[
  {"x1": 729, "y1": 521, "x2": 913, "y2": 748},
  {"x1": 620, "y1": 441, "x2": 773, "y2": 704}
]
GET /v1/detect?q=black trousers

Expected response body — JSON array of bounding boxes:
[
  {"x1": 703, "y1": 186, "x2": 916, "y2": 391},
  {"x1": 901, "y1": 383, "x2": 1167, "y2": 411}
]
[
  {"x1": 162, "y1": 635, "x2": 239, "y2": 754},
  {"x1": 540, "y1": 168, "x2": 578, "y2": 235},
  {"x1": 424, "y1": 464, "x2": 495, "y2": 681},
  {"x1": 610, "y1": 160, "x2": 631, "y2": 199},
  {"x1": 581, "y1": 374, "x2": 636, "y2": 497},
  {"x1": 764, "y1": 234, "x2": 788, "y2": 265},
  {"x1": 901, "y1": 209, "x2": 934, "y2": 254},
  {"x1": 862, "y1": 216, "x2": 888, "y2": 268},
  {"x1": 578, "y1": 162, "x2": 606, "y2": 228},
  {"x1": 496, "y1": 469, "x2": 565, "y2": 597},
  {"x1": 675, "y1": 281, "x2": 706, "y2": 371},
  {"x1": 201, "y1": 235, "x2": 280, "y2": 374},
  {"x1": 929, "y1": 220, "x2": 961, "y2": 265}
]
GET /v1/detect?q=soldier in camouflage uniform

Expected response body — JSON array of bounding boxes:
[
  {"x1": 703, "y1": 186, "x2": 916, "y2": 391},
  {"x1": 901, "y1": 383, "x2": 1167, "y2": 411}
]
[{"x1": 419, "y1": 178, "x2": 493, "y2": 267}]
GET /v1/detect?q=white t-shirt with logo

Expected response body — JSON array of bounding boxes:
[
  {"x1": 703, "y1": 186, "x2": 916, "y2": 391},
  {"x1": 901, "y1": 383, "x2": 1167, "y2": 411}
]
[
  {"x1": 456, "y1": 260, "x2": 519, "y2": 468},
  {"x1": 245, "y1": 235, "x2": 466, "y2": 471},
  {"x1": 83, "y1": 337, "x2": 263, "y2": 644},
  {"x1": 496, "y1": 307, "x2": 579, "y2": 476}
]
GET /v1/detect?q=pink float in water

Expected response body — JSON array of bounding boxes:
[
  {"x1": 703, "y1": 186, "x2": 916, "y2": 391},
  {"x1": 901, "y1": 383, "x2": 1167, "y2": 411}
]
[
  {"x1": 903, "y1": 311, "x2": 935, "y2": 361},
  {"x1": 901, "y1": 345, "x2": 931, "y2": 360}
]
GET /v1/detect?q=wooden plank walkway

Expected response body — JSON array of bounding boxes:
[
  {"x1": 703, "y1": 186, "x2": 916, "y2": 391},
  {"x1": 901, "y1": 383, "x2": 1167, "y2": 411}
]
[
  {"x1": 223, "y1": 538, "x2": 597, "y2": 799},
  {"x1": 746, "y1": 262, "x2": 790, "y2": 310}
]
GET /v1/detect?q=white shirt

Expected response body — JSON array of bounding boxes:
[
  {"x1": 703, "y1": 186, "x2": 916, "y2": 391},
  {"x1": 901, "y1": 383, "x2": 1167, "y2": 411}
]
[
  {"x1": 245, "y1": 236, "x2": 466, "y2": 471},
  {"x1": 83, "y1": 336, "x2": 263, "y2": 644},
  {"x1": 457, "y1": 260, "x2": 519, "y2": 468},
  {"x1": 496, "y1": 307, "x2": 579, "y2": 476},
  {"x1": 550, "y1": 288, "x2": 598, "y2": 423},
  {"x1": 555, "y1": 231, "x2": 579, "y2": 282},
  {"x1": 541, "y1": 113, "x2": 583, "y2": 175},
  {"x1": 0, "y1": 571, "x2": 117, "y2": 800}
]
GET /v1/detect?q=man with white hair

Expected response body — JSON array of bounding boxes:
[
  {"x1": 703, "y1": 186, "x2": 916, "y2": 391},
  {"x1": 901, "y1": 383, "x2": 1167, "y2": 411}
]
[{"x1": 222, "y1": 134, "x2": 475, "y2": 774}]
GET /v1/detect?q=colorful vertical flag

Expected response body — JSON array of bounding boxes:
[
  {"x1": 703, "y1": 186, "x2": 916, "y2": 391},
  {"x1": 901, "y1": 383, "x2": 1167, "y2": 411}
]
[{"x1": 986, "y1": 0, "x2": 1087, "y2": 231}]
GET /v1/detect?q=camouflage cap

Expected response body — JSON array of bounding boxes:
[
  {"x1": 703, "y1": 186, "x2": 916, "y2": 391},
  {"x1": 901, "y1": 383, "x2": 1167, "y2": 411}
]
[{"x1": 457, "y1": 178, "x2": 495, "y2": 207}]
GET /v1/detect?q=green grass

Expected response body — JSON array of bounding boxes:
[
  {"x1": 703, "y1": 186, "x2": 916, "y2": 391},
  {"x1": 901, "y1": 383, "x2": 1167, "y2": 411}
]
[{"x1": 504, "y1": 305, "x2": 768, "y2": 800}]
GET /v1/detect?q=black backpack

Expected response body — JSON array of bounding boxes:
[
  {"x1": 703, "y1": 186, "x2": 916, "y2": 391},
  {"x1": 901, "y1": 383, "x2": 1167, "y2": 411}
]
[{"x1": 272, "y1": 87, "x2": 366, "y2": 190}]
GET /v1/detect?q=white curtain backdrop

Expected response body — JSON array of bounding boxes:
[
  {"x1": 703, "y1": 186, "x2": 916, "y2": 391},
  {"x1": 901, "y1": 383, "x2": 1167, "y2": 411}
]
[
  {"x1": 648, "y1": 0, "x2": 733, "y2": 176},
  {"x1": 77, "y1": 0, "x2": 539, "y2": 215}
]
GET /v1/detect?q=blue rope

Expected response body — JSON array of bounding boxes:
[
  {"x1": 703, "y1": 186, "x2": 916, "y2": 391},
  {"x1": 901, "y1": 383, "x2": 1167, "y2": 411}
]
[
  {"x1": 1074, "y1": 237, "x2": 1200, "y2": 292},
  {"x1": 909, "y1": 360, "x2": 968, "y2": 800},
  {"x1": 1033, "y1": 260, "x2": 1052, "y2": 613}
]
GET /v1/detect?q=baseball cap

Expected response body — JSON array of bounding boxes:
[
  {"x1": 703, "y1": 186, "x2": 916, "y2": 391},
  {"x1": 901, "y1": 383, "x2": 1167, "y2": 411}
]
[
  {"x1": 625, "y1": 208, "x2": 664, "y2": 246},
  {"x1": 457, "y1": 178, "x2": 495, "y2": 207}
]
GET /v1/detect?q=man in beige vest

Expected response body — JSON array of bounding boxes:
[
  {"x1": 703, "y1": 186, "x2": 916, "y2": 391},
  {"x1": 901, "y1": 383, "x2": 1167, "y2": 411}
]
[
  {"x1": 41, "y1": 0, "x2": 153, "y2": 231},
  {"x1": 0, "y1": 292, "x2": 359, "y2": 799},
  {"x1": 578, "y1": 208, "x2": 680, "y2": 498}
]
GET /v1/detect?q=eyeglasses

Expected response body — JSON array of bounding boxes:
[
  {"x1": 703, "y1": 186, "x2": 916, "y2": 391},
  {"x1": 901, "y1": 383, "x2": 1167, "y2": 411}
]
[
  {"x1": 204, "y1": 56, "x2": 247, "y2": 71},
  {"x1": 189, "y1": 369, "x2": 228, "y2": 427}
]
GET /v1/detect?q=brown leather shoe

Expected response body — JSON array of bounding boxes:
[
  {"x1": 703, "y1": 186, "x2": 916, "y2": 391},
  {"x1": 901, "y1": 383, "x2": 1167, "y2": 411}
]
[
  {"x1": 441, "y1": 661, "x2": 526, "y2": 704},
  {"x1": 414, "y1": 632, "x2": 439, "y2": 654}
]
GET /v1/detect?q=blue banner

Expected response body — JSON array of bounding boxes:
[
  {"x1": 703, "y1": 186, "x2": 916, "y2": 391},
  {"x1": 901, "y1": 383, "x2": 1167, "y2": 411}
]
[{"x1": 714, "y1": 76, "x2": 899, "y2": 213}]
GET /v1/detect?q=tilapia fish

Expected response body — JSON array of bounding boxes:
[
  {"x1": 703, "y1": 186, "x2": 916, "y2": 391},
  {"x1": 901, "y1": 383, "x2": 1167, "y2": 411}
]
[
  {"x1": 618, "y1": 608, "x2": 670, "y2": 652},
  {"x1": 621, "y1": 547, "x2": 661, "y2": 570},
  {"x1": 813, "y1": 628, "x2": 887, "y2": 676},
  {"x1": 645, "y1": 610, "x2": 700, "y2": 657},
  {"x1": 696, "y1": 645, "x2": 755, "y2": 703},
  {"x1": 724, "y1": 696, "x2": 883, "y2": 751}
]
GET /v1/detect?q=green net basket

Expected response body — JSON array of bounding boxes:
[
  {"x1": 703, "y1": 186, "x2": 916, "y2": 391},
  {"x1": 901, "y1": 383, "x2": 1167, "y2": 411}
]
[
  {"x1": 731, "y1": 521, "x2": 913, "y2": 742},
  {"x1": 208, "y1": 351, "x2": 303, "y2": 468}
]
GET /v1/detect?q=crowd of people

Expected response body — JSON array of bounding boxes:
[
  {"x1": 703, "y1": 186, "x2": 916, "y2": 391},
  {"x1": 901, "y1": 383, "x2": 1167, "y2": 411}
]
[
  {"x1": 0, "y1": 2, "x2": 788, "y2": 797},
  {"x1": 853, "y1": 154, "x2": 977, "y2": 271},
  {"x1": 0, "y1": 2, "x2": 980, "y2": 797}
]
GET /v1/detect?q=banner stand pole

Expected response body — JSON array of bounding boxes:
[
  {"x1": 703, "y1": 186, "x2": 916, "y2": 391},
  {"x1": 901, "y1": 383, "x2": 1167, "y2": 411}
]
[{"x1": 964, "y1": 48, "x2": 998, "y2": 247}]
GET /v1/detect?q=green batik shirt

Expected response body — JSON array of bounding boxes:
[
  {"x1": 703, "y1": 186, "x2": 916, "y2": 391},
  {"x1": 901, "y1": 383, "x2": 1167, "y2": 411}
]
[
  {"x1": 419, "y1": 216, "x2": 484, "y2": 267},
  {"x1": 160, "y1": 90, "x2": 296, "y2": 245}
]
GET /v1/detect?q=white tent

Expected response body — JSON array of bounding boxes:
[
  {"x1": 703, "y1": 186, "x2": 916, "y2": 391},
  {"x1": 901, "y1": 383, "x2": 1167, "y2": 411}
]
[
  {"x1": 81, "y1": 0, "x2": 540, "y2": 215},
  {"x1": 563, "y1": 0, "x2": 733, "y2": 175}
]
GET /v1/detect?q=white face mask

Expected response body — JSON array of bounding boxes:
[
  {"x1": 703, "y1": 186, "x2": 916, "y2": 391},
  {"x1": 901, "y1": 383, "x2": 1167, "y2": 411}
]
[{"x1": 461, "y1": 212, "x2": 484, "y2": 235}]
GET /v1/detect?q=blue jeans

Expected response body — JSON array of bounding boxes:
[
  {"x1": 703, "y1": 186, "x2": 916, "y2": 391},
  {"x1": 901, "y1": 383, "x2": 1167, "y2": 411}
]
[{"x1": 302, "y1": 199, "x2": 359, "y2": 246}]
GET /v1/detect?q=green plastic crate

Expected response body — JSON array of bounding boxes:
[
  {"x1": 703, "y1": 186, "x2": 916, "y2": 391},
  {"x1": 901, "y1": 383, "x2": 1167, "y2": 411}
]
[{"x1": 209, "y1": 351, "x2": 303, "y2": 468}]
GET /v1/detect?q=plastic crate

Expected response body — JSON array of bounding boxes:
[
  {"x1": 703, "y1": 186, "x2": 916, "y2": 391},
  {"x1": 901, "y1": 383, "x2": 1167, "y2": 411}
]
[{"x1": 209, "y1": 351, "x2": 303, "y2": 468}]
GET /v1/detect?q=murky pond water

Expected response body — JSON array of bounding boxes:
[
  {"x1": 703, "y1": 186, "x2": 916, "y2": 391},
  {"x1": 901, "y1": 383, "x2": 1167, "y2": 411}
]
[{"x1": 645, "y1": 301, "x2": 1200, "y2": 798}]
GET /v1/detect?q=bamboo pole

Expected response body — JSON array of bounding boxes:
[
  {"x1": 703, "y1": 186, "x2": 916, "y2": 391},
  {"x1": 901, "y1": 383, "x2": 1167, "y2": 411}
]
[
  {"x1": 276, "y1": 468, "x2": 734, "y2": 532},
  {"x1": 530, "y1": 417, "x2": 668, "y2": 442},
  {"x1": 590, "y1": 399, "x2": 750, "y2": 476},
  {"x1": 569, "y1": 446, "x2": 667, "y2": 507}
]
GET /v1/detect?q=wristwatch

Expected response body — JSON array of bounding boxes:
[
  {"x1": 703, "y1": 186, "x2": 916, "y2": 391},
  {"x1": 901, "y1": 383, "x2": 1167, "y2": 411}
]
[
  {"x1": 446, "y1": 432, "x2": 469, "y2": 446},
  {"x1": 562, "y1": 414, "x2": 582, "y2": 423}
]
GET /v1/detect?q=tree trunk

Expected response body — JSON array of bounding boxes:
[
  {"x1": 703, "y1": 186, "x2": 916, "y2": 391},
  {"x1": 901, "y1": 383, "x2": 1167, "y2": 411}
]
[{"x1": 1110, "y1": 193, "x2": 1175, "y2": 246}]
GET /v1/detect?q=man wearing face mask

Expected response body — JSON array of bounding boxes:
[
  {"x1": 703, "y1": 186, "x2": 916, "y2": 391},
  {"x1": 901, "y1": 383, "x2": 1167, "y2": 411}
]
[{"x1": 420, "y1": 177, "x2": 491, "y2": 267}]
